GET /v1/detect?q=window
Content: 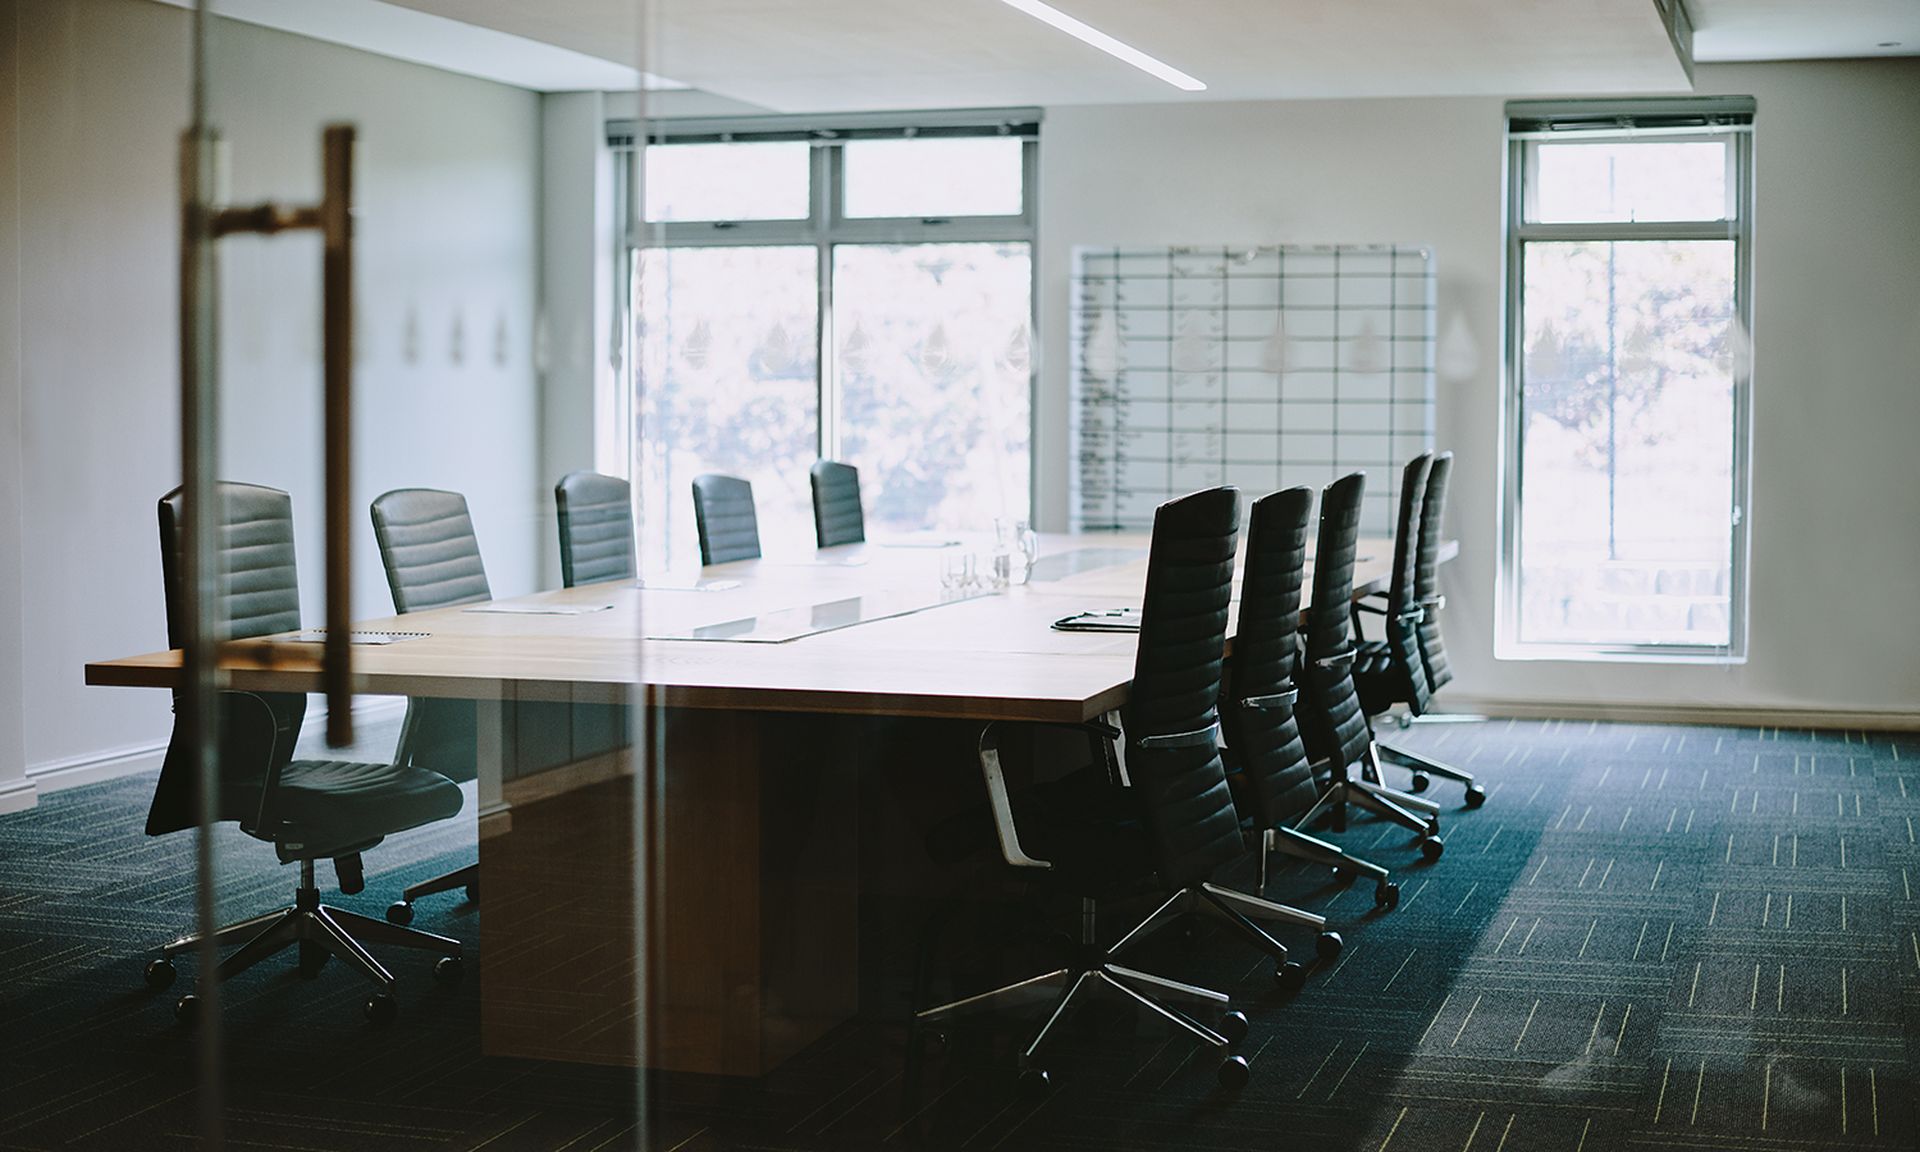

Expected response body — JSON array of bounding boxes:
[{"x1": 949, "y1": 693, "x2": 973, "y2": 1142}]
[
  {"x1": 643, "y1": 142, "x2": 811, "y2": 223},
  {"x1": 616, "y1": 115, "x2": 1038, "y2": 568},
  {"x1": 1501, "y1": 99, "x2": 1754, "y2": 660}
]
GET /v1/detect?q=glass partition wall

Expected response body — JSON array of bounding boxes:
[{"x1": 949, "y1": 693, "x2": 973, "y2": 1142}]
[{"x1": 165, "y1": 2, "x2": 651, "y2": 1146}]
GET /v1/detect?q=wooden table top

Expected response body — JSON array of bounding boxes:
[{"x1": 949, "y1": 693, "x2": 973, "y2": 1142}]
[{"x1": 84, "y1": 532, "x2": 1453, "y2": 724}]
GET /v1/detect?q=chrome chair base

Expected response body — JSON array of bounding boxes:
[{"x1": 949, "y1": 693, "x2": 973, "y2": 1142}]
[
  {"x1": 148, "y1": 860, "x2": 461, "y2": 1023},
  {"x1": 386, "y1": 860, "x2": 479, "y2": 924},
  {"x1": 1378, "y1": 743, "x2": 1487, "y2": 806},
  {"x1": 915, "y1": 896, "x2": 1255, "y2": 1089}
]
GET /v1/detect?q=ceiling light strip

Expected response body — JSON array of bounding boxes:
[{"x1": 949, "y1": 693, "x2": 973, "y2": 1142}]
[{"x1": 995, "y1": 0, "x2": 1206, "y2": 91}]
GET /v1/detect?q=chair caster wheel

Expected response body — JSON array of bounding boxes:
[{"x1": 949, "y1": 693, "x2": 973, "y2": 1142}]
[
  {"x1": 385, "y1": 901, "x2": 414, "y2": 926},
  {"x1": 433, "y1": 955, "x2": 463, "y2": 984},
  {"x1": 1465, "y1": 785, "x2": 1487, "y2": 809},
  {"x1": 1017, "y1": 1067, "x2": 1050, "y2": 1098},
  {"x1": 144, "y1": 958, "x2": 176, "y2": 991},
  {"x1": 174, "y1": 994, "x2": 198, "y2": 1025},
  {"x1": 1275, "y1": 961, "x2": 1307, "y2": 995},
  {"x1": 1421, "y1": 835, "x2": 1446, "y2": 862},
  {"x1": 1375, "y1": 880, "x2": 1401, "y2": 909},
  {"x1": 1217, "y1": 1054, "x2": 1250, "y2": 1089},
  {"x1": 365, "y1": 992, "x2": 398, "y2": 1026},
  {"x1": 1219, "y1": 1010, "x2": 1248, "y2": 1044},
  {"x1": 1409, "y1": 772, "x2": 1431, "y2": 793},
  {"x1": 1317, "y1": 931, "x2": 1344, "y2": 961},
  {"x1": 464, "y1": 882, "x2": 479, "y2": 905}
]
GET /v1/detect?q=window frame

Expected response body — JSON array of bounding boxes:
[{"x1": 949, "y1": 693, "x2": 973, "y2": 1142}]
[
  {"x1": 609, "y1": 109, "x2": 1040, "y2": 506},
  {"x1": 1498, "y1": 99, "x2": 1755, "y2": 663}
]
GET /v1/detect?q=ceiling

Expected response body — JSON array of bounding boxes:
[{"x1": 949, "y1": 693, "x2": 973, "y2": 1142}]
[
  {"x1": 1690, "y1": 0, "x2": 1920, "y2": 60},
  {"x1": 189, "y1": 0, "x2": 1919, "y2": 105}
]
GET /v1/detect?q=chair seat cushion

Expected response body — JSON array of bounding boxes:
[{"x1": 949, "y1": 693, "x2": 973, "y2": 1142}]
[{"x1": 257, "y1": 759, "x2": 464, "y2": 860}]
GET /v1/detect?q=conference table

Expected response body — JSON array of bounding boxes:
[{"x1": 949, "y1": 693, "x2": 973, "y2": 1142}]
[{"x1": 86, "y1": 530, "x2": 1452, "y2": 1077}]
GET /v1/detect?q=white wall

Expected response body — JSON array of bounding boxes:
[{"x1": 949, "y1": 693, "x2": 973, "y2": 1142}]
[
  {"x1": 1037, "y1": 60, "x2": 1920, "y2": 722},
  {"x1": 537, "y1": 90, "x2": 616, "y2": 586},
  {"x1": 9, "y1": 0, "x2": 544, "y2": 786},
  {"x1": 0, "y1": 1, "x2": 30, "y2": 814}
]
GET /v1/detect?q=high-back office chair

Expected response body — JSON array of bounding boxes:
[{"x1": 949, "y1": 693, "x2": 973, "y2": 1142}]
[
  {"x1": 1295, "y1": 473, "x2": 1446, "y2": 861},
  {"x1": 1354, "y1": 454, "x2": 1435, "y2": 719},
  {"x1": 691, "y1": 473, "x2": 761, "y2": 565},
  {"x1": 1224, "y1": 487, "x2": 1400, "y2": 910},
  {"x1": 1365, "y1": 452, "x2": 1482, "y2": 802},
  {"x1": 142, "y1": 483, "x2": 463, "y2": 1024},
  {"x1": 809, "y1": 459, "x2": 865, "y2": 548},
  {"x1": 917, "y1": 488, "x2": 1288, "y2": 1092},
  {"x1": 555, "y1": 471, "x2": 636, "y2": 587},
  {"x1": 369, "y1": 488, "x2": 488, "y2": 923}
]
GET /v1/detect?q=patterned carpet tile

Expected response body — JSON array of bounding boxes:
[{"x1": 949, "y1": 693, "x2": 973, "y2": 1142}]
[{"x1": 0, "y1": 719, "x2": 1916, "y2": 1150}]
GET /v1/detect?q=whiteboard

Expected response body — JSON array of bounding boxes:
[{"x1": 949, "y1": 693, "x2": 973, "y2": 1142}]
[{"x1": 1071, "y1": 244, "x2": 1435, "y2": 537}]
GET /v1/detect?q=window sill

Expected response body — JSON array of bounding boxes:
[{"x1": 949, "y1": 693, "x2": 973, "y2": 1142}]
[{"x1": 1495, "y1": 643, "x2": 1747, "y2": 666}]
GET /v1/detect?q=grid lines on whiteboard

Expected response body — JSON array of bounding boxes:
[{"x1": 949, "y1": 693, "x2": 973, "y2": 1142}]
[{"x1": 1071, "y1": 244, "x2": 1436, "y2": 537}]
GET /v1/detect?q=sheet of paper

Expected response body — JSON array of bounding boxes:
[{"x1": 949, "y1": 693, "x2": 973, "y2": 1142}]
[
  {"x1": 281, "y1": 629, "x2": 427, "y2": 645},
  {"x1": 463, "y1": 603, "x2": 615, "y2": 616}
]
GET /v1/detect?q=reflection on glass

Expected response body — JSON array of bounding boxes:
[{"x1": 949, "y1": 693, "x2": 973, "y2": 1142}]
[
  {"x1": 644, "y1": 142, "x2": 811, "y2": 222},
  {"x1": 636, "y1": 246, "x2": 820, "y2": 567},
  {"x1": 1529, "y1": 140, "x2": 1729, "y2": 224},
  {"x1": 1518, "y1": 240, "x2": 1738, "y2": 646},
  {"x1": 842, "y1": 137, "x2": 1024, "y2": 218},
  {"x1": 833, "y1": 243, "x2": 1032, "y2": 535}
]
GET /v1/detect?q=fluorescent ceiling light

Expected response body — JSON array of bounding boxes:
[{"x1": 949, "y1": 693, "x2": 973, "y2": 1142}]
[{"x1": 995, "y1": 0, "x2": 1206, "y2": 91}]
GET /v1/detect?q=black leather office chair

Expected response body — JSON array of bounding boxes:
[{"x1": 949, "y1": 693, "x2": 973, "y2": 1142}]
[
  {"x1": 1415, "y1": 453, "x2": 1456, "y2": 696},
  {"x1": 555, "y1": 471, "x2": 636, "y2": 587},
  {"x1": 1354, "y1": 454, "x2": 1485, "y2": 806},
  {"x1": 1224, "y1": 487, "x2": 1401, "y2": 910},
  {"x1": 809, "y1": 460, "x2": 865, "y2": 548},
  {"x1": 142, "y1": 483, "x2": 463, "y2": 1024},
  {"x1": 1295, "y1": 473, "x2": 1446, "y2": 861},
  {"x1": 916, "y1": 488, "x2": 1293, "y2": 1092},
  {"x1": 369, "y1": 488, "x2": 486, "y2": 923},
  {"x1": 691, "y1": 473, "x2": 761, "y2": 565}
]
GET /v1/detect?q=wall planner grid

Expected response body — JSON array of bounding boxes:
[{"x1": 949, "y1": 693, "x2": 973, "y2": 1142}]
[{"x1": 1071, "y1": 244, "x2": 1436, "y2": 538}]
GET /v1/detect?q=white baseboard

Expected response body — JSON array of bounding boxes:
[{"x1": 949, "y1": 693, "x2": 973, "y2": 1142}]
[
  {"x1": 0, "y1": 777, "x2": 36, "y2": 816},
  {"x1": 1439, "y1": 696, "x2": 1920, "y2": 733},
  {"x1": 27, "y1": 740, "x2": 168, "y2": 792},
  {"x1": 25, "y1": 695, "x2": 414, "y2": 797}
]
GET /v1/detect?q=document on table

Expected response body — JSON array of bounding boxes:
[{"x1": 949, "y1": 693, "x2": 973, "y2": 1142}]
[
  {"x1": 646, "y1": 588, "x2": 991, "y2": 643},
  {"x1": 636, "y1": 576, "x2": 743, "y2": 592},
  {"x1": 282, "y1": 629, "x2": 429, "y2": 645},
  {"x1": 873, "y1": 533, "x2": 963, "y2": 549},
  {"x1": 463, "y1": 603, "x2": 615, "y2": 615}
]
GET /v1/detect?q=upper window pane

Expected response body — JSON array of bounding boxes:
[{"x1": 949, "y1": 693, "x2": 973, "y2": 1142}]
[
  {"x1": 644, "y1": 142, "x2": 810, "y2": 222},
  {"x1": 1529, "y1": 140, "x2": 1729, "y2": 224},
  {"x1": 842, "y1": 138, "x2": 1024, "y2": 219}
]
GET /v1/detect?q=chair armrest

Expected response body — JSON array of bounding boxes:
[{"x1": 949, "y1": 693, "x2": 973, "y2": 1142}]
[
  {"x1": 1132, "y1": 722, "x2": 1220, "y2": 751},
  {"x1": 1419, "y1": 594, "x2": 1447, "y2": 611},
  {"x1": 1314, "y1": 646, "x2": 1358, "y2": 670},
  {"x1": 224, "y1": 690, "x2": 293, "y2": 834},
  {"x1": 977, "y1": 723, "x2": 1051, "y2": 870},
  {"x1": 1240, "y1": 688, "x2": 1297, "y2": 711}
]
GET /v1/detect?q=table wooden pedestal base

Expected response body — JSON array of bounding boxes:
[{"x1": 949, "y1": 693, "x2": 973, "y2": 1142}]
[{"x1": 479, "y1": 707, "x2": 860, "y2": 1077}]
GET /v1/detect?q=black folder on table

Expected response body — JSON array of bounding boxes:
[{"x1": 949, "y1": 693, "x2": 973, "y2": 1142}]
[{"x1": 1050, "y1": 607, "x2": 1143, "y2": 633}]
